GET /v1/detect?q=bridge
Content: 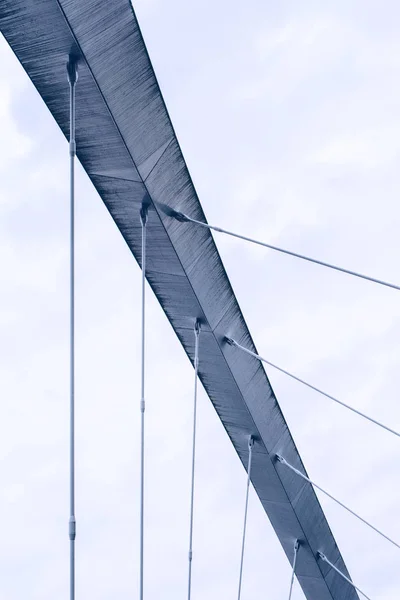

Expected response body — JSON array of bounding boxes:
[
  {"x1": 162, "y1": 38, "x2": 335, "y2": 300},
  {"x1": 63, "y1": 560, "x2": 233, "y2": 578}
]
[{"x1": 1, "y1": 2, "x2": 398, "y2": 599}]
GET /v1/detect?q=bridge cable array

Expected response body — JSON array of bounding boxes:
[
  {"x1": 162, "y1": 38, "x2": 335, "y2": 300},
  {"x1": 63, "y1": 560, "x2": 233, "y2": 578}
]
[
  {"x1": 237, "y1": 435, "x2": 254, "y2": 600},
  {"x1": 59, "y1": 56, "x2": 392, "y2": 600},
  {"x1": 276, "y1": 454, "x2": 400, "y2": 550},
  {"x1": 151, "y1": 202, "x2": 400, "y2": 598},
  {"x1": 225, "y1": 338, "x2": 400, "y2": 439},
  {"x1": 187, "y1": 320, "x2": 201, "y2": 600},
  {"x1": 155, "y1": 201, "x2": 400, "y2": 292}
]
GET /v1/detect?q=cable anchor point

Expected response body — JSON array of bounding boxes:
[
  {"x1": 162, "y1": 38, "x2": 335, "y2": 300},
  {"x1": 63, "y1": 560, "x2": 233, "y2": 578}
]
[
  {"x1": 140, "y1": 204, "x2": 148, "y2": 227},
  {"x1": 66, "y1": 56, "x2": 78, "y2": 86},
  {"x1": 174, "y1": 210, "x2": 190, "y2": 223}
]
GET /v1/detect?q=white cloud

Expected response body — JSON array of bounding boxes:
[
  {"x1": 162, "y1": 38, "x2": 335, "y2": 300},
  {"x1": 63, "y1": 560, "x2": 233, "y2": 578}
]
[
  {"x1": 313, "y1": 126, "x2": 400, "y2": 168},
  {"x1": 0, "y1": 84, "x2": 32, "y2": 170}
]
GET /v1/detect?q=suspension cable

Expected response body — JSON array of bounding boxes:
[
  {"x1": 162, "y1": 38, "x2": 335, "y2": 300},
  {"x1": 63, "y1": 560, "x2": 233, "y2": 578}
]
[
  {"x1": 67, "y1": 56, "x2": 78, "y2": 600},
  {"x1": 187, "y1": 320, "x2": 201, "y2": 600},
  {"x1": 288, "y1": 540, "x2": 300, "y2": 600},
  {"x1": 154, "y1": 201, "x2": 400, "y2": 292},
  {"x1": 139, "y1": 205, "x2": 148, "y2": 600},
  {"x1": 237, "y1": 435, "x2": 254, "y2": 600},
  {"x1": 318, "y1": 552, "x2": 372, "y2": 600},
  {"x1": 276, "y1": 454, "x2": 400, "y2": 550},
  {"x1": 225, "y1": 338, "x2": 400, "y2": 439}
]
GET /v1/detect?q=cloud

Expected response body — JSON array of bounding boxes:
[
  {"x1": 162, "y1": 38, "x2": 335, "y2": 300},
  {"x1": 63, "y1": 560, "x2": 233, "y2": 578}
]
[
  {"x1": 0, "y1": 84, "x2": 32, "y2": 175},
  {"x1": 1, "y1": 2, "x2": 400, "y2": 599}
]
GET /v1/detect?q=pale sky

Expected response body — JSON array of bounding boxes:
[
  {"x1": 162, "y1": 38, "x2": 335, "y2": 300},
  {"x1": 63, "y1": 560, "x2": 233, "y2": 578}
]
[{"x1": 1, "y1": 1, "x2": 400, "y2": 599}]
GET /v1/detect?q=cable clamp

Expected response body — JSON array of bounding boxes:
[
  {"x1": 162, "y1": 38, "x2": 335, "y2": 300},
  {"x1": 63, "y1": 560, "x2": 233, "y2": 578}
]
[
  {"x1": 140, "y1": 399, "x2": 145, "y2": 413},
  {"x1": 69, "y1": 516, "x2": 76, "y2": 540}
]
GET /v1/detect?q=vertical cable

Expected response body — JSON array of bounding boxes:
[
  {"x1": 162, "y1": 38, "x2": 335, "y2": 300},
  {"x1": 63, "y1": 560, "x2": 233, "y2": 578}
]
[
  {"x1": 318, "y1": 552, "x2": 372, "y2": 600},
  {"x1": 139, "y1": 205, "x2": 148, "y2": 600},
  {"x1": 187, "y1": 320, "x2": 201, "y2": 600},
  {"x1": 288, "y1": 540, "x2": 300, "y2": 600},
  {"x1": 67, "y1": 57, "x2": 78, "y2": 600},
  {"x1": 237, "y1": 435, "x2": 254, "y2": 600}
]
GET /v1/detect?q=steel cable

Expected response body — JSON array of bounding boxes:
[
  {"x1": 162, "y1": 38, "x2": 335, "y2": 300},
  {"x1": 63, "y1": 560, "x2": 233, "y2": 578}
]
[
  {"x1": 187, "y1": 321, "x2": 201, "y2": 600},
  {"x1": 318, "y1": 552, "x2": 372, "y2": 600},
  {"x1": 139, "y1": 205, "x2": 148, "y2": 600},
  {"x1": 67, "y1": 56, "x2": 78, "y2": 600},
  {"x1": 226, "y1": 338, "x2": 400, "y2": 439},
  {"x1": 237, "y1": 436, "x2": 254, "y2": 600},
  {"x1": 154, "y1": 202, "x2": 400, "y2": 292},
  {"x1": 276, "y1": 454, "x2": 400, "y2": 551},
  {"x1": 288, "y1": 540, "x2": 300, "y2": 600}
]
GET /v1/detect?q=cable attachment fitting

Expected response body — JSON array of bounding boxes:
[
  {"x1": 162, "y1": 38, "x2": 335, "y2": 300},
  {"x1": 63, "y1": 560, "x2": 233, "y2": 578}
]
[
  {"x1": 294, "y1": 539, "x2": 300, "y2": 552},
  {"x1": 173, "y1": 210, "x2": 190, "y2": 223},
  {"x1": 317, "y1": 551, "x2": 327, "y2": 561},
  {"x1": 69, "y1": 516, "x2": 76, "y2": 541},
  {"x1": 224, "y1": 336, "x2": 236, "y2": 347},
  {"x1": 194, "y1": 319, "x2": 201, "y2": 369},
  {"x1": 140, "y1": 204, "x2": 148, "y2": 227},
  {"x1": 275, "y1": 453, "x2": 284, "y2": 464},
  {"x1": 248, "y1": 435, "x2": 254, "y2": 450},
  {"x1": 66, "y1": 57, "x2": 78, "y2": 86}
]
